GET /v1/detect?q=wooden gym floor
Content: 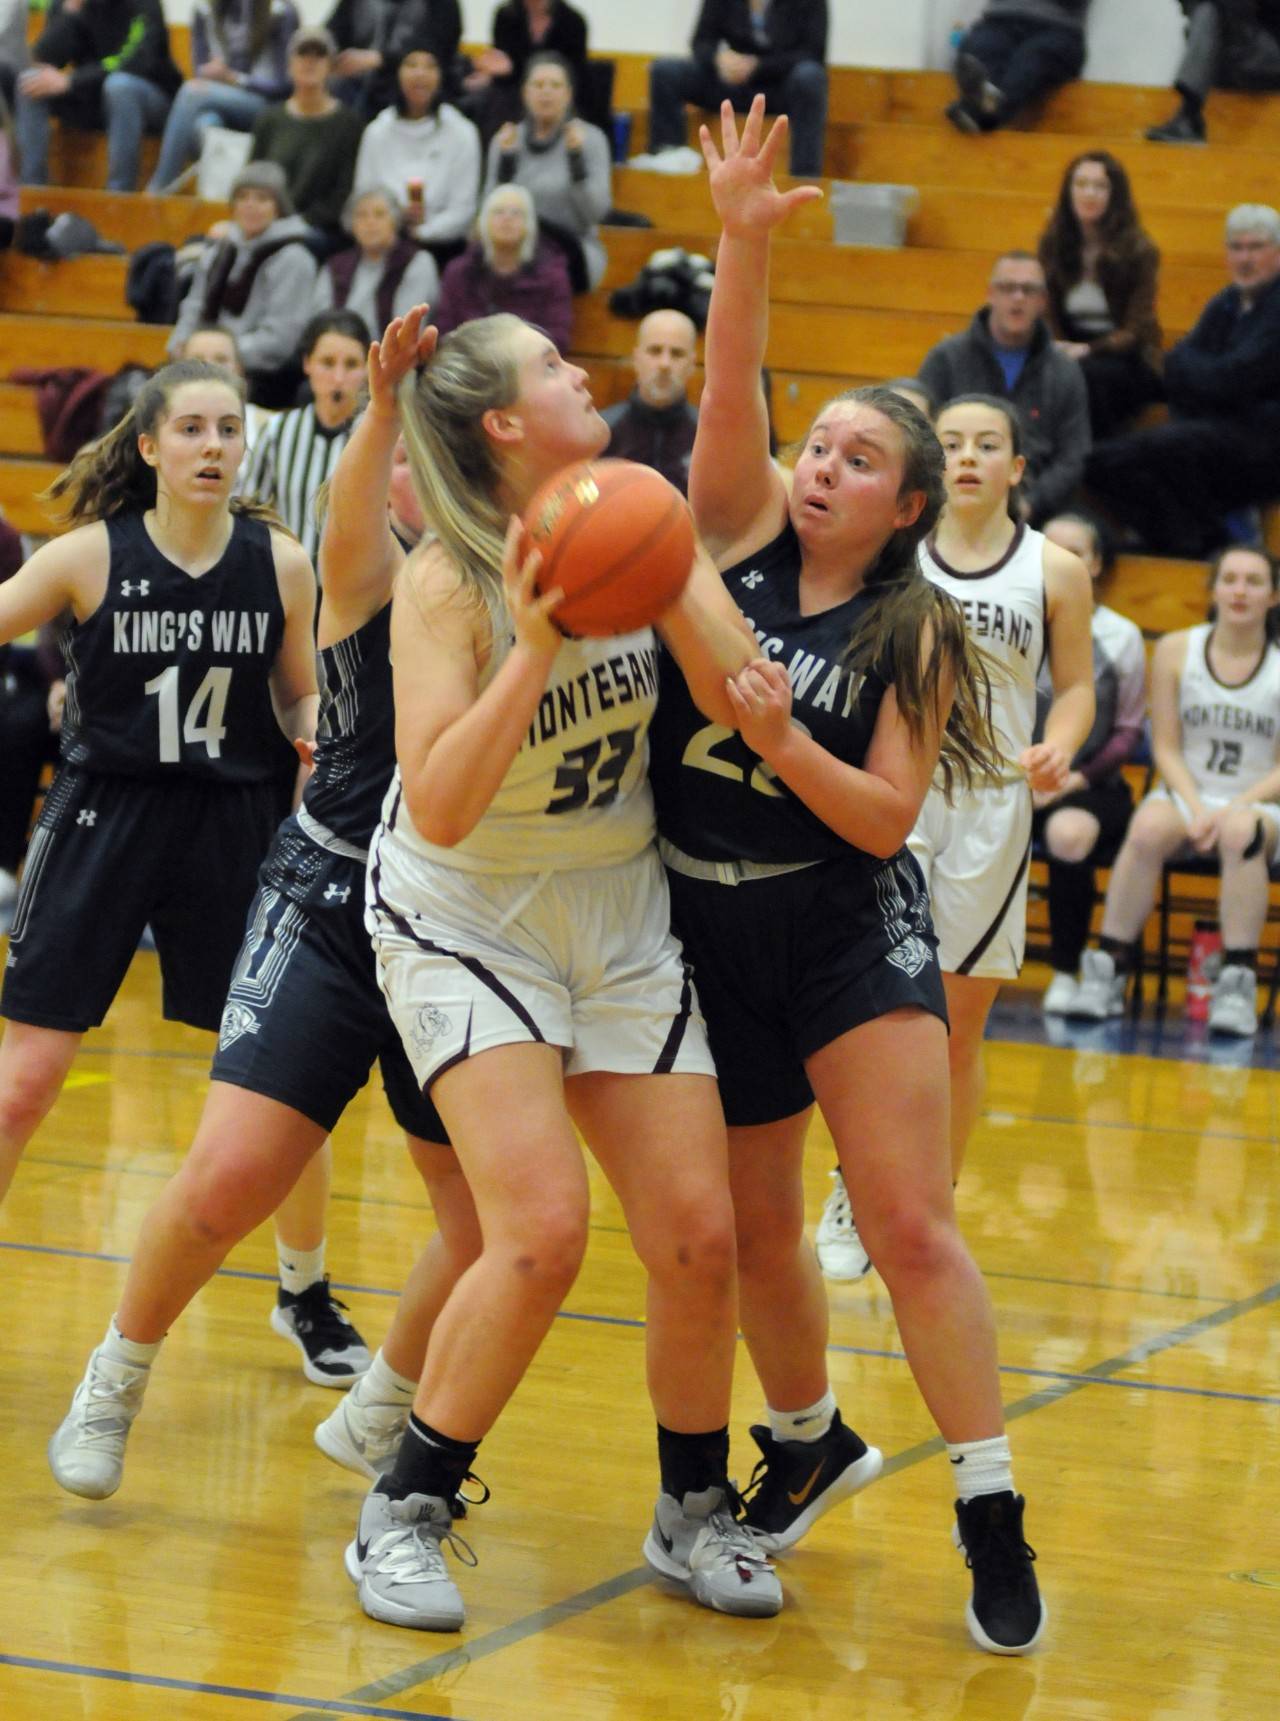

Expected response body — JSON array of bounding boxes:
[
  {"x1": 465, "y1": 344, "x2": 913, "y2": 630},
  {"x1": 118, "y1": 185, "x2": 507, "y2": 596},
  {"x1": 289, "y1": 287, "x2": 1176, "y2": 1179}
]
[{"x1": 0, "y1": 949, "x2": 1277, "y2": 1721}]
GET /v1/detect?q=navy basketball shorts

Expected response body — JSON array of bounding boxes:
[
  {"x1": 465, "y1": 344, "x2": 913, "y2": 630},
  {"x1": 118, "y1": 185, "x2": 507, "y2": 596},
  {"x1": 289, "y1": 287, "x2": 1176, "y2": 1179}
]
[
  {"x1": 2, "y1": 767, "x2": 278, "y2": 1034},
  {"x1": 212, "y1": 830, "x2": 448, "y2": 1142},
  {"x1": 665, "y1": 848, "x2": 947, "y2": 1128}
]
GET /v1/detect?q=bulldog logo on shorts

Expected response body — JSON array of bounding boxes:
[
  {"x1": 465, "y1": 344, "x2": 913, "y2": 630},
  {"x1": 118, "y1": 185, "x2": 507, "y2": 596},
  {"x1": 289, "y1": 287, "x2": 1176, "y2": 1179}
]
[
  {"x1": 411, "y1": 1004, "x2": 453, "y2": 1052},
  {"x1": 219, "y1": 1000, "x2": 261, "y2": 1050}
]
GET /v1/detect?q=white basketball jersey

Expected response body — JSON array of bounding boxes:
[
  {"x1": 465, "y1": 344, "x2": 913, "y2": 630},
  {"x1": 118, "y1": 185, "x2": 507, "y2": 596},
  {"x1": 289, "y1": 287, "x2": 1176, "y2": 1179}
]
[
  {"x1": 388, "y1": 626, "x2": 661, "y2": 873},
  {"x1": 1177, "y1": 623, "x2": 1280, "y2": 800},
  {"x1": 918, "y1": 524, "x2": 1048, "y2": 768}
]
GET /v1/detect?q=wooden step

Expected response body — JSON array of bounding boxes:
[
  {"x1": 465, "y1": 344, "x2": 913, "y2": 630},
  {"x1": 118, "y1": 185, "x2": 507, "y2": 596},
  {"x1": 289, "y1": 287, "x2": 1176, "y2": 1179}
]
[
  {"x1": 17, "y1": 186, "x2": 224, "y2": 251},
  {"x1": 1104, "y1": 554, "x2": 1208, "y2": 638},
  {"x1": 0, "y1": 252, "x2": 129, "y2": 319},
  {"x1": 598, "y1": 226, "x2": 1220, "y2": 339},
  {"x1": 0, "y1": 459, "x2": 65, "y2": 536},
  {"x1": 848, "y1": 122, "x2": 1280, "y2": 208},
  {"x1": 0, "y1": 384, "x2": 48, "y2": 457},
  {"x1": 0, "y1": 314, "x2": 170, "y2": 372}
]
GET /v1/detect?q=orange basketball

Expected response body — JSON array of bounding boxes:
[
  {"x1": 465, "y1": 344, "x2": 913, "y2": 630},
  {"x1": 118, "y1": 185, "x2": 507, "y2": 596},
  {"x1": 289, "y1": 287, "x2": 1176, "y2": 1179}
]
[{"x1": 522, "y1": 459, "x2": 695, "y2": 637}]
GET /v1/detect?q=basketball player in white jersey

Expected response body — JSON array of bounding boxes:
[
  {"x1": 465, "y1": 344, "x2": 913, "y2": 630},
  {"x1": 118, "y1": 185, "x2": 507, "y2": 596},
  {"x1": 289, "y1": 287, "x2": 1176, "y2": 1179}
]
[
  {"x1": 912, "y1": 395, "x2": 1093, "y2": 1178},
  {"x1": 1071, "y1": 545, "x2": 1280, "y2": 1035}
]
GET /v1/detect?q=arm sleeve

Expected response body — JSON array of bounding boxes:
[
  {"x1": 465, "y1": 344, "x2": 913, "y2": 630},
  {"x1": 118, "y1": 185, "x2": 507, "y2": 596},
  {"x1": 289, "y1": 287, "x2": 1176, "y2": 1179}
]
[
  {"x1": 1164, "y1": 290, "x2": 1280, "y2": 409},
  {"x1": 243, "y1": 3, "x2": 298, "y2": 98},
  {"x1": 1024, "y1": 363, "x2": 1091, "y2": 521},
  {"x1": 691, "y1": 0, "x2": 722, "y2": 65},
  {"x1": 538, "y1": 245, "x2": 573, "y2": 352},
  {"x1": 1092, "y1": 243, "x2": 1161, "y2": 358},
  {"x1": 243, "y1": 414, "x2": 279, "y2": 506},
  {"x1": 755, "y1": 0, "x2": 828, "y2": 80},
  {"x1": 168, "y1": 248, "x2": 214, "y2": 356},
  {"x1": 235, "y1": 246, "x2": 320, "y2": 372},
  {"x1": 564, "y1": 125, "x2": 612, "y2": 226},
  {"x1": 916, "y1": 340, "x2": 954, "y2": 408},
  {"x1": 393, "y1": 249, "x2": 442, "y2": 321},
  {"x1": 416, "y1": 118, "x2": 482, "y2": 242}
]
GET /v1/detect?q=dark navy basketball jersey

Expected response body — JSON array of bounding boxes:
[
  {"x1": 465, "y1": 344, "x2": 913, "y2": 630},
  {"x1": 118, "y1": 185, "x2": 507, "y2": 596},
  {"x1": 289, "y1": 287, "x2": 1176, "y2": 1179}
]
[
  {"x1": 301, "y1": 599, "x2": 394, "y2": 849},
  {"x1": 58, "y1": 511, "x2": 286, "y2": 783},
  {"x1": 649, "y1": 522, "x2": 889, "y2": 866}
]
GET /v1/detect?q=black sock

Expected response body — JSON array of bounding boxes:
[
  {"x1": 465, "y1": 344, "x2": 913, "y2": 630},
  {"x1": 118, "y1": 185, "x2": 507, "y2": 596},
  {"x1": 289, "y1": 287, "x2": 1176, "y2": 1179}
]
[
  {"x1": 1099, "y1": 936, "x2": 1135, "y2": 972},
  {"x1": 657, "y1": 1423, "x2": 730, "y2": 1502},
  {"x1": 1222, "y1": 949, "x2": 1256, "y2": 972},
  {"x1": 379, "y1": 1413, "x2": 478, "y2": 1503}
]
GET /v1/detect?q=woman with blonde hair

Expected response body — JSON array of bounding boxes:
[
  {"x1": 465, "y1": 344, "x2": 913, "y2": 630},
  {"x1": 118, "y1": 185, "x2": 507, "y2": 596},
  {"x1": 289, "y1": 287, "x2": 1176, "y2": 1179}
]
[{"x1": 433, "y1": 182, "x2": 572, "y2": 349}]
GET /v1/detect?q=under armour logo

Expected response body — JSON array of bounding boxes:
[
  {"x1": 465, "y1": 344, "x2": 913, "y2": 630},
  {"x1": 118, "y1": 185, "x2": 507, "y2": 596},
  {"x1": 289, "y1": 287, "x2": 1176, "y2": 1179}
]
[
  {"x1": 741, "y1": 571, "x2": 764, "y2": 589},
  {"x1": 324, "y1": 883, "x2": 351, "y2": 903},
  {"x1": 76, "y1": 809, "x2": 98, "y2": 827},
  {"x1": 120, "y1": 581, "x2": 150, "y2": 597}
]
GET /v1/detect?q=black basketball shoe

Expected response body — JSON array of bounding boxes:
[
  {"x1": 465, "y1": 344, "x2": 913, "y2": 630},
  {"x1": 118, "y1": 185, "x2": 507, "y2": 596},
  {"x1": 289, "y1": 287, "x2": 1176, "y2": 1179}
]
[
  {"x1": 740, "y1": 1411, "x2": 883, "y2": 1553},
  {"x1": 271, "y1": 1277, "x2": 372, "y2": 1387},
  {"x1": 954, "y1": 1491, "x2": 1046, "y2": 1654}
]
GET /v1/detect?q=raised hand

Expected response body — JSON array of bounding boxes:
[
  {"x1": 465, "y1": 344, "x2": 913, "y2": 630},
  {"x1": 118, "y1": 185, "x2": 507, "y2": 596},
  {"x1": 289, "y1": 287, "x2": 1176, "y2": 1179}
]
[
  {"x1": 699, "y1": 94, "x2": 823, "y2": 238},
  {"x1": 371, "y1": 306, "x2": 437, "y2": 418}
]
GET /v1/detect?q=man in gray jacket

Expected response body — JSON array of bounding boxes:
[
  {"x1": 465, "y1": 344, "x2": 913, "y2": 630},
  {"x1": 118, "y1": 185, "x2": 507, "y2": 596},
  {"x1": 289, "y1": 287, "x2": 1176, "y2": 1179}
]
[{"x1": 917, "y1": 249, "x2": 1091, "y2": 524}]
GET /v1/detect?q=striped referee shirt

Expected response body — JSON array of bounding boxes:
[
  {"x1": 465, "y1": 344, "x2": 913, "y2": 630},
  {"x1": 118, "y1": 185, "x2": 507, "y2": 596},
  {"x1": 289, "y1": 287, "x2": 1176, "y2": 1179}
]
[{"x1": 243, "y1": 404, "x2": 354, "y2": 567}]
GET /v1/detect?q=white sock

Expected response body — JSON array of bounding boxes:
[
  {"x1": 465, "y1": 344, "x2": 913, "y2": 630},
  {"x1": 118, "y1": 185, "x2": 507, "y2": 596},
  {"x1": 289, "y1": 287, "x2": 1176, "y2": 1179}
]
[
  {"x1": 102, "y1": 1316, "x2": 162, "y2": 1369},
  {"x1": 357, "y1": 1347, "x2": 418, "y2": 1406},
  {"x1": 278, "y1": 1240, "x2": 326, "y2": 1296},
  {"x1": 768, "y1": 1389, "x2": 837, "y2": 1445},
  {"x1": 947, "y1": 1434, "x2": 1014, "y2": 1502}
]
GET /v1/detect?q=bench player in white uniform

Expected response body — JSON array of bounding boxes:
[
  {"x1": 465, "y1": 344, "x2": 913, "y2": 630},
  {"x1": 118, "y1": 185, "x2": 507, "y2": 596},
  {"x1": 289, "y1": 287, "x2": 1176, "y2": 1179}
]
[
  {"x1": 1070, "y1": 545, "x2": 1280, "y2": 1035},
  {"x1": 820, "y1": 392, "x2": 1092, "y2": 1275},
  {"x1": 910, "y1": 394, "x2": 1093, "y2": 1180},
  {"x1": 354, "y1": 311, "x2": 780, "y2": 1632}
]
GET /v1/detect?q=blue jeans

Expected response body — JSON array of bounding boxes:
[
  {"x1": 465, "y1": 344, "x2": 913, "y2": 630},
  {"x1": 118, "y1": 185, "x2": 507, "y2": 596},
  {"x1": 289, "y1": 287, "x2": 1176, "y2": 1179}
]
[
  {"x1": 16, "y1": 72, "x2": 170, "y2": 189},
  {"x1": 149, "y1": 79, "x2": 267, "y2": 191},
  {"x1": 648, "y1": 57, "x2": 828, "y2": 176}
]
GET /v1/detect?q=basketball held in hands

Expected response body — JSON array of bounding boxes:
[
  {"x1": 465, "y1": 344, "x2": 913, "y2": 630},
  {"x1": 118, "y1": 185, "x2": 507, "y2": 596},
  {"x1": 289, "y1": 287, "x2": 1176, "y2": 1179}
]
[{"x1": 522, "y1": 459, "x2": 695, "y2": 637}]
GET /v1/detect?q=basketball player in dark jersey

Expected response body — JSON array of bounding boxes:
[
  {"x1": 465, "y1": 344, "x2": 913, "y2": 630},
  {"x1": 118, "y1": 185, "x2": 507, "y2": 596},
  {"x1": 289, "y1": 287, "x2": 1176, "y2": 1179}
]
[
  {"x1": 648, "y1": 99, "x2": 1047, "y2": 1656},
  {"x1": 48, "y1": 315, "x2": 483, "y2": 1503},
  {"x1": 0, "y1": 361, "x2": 317, "y2": 1216}
]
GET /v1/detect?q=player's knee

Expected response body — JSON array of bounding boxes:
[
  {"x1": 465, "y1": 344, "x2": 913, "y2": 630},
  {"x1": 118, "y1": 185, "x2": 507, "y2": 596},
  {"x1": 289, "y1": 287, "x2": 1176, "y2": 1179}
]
[
  {"x1": 649, "y1": 1196, "x2": 737, "y2": 1291},
  {"x1": 0, "y1": 1056, "x2": 67, "y2": 1139},
  {"x1": 1046, "y1": 817, "x2": 1097, "y2": 865},
  {"x1": 501, "y1": 1202, "x2": 589, "y2": 1300},
  {"x1": 871, "y1": 1208, "x2": 955, "y2": 1286},
  {"x1": 1219, "y1": 809, "x2": 1263, "y2": 857}
]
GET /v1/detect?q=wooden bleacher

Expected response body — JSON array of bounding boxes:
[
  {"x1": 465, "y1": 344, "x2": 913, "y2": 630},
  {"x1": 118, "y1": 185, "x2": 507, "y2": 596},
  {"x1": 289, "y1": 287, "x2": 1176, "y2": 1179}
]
[{"x1": 2, "y1": 50, "x2": 1273, "y2": 583}]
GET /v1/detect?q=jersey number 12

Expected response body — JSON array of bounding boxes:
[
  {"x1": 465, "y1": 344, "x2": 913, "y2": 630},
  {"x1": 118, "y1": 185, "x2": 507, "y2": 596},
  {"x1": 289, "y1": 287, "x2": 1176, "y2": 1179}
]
[{"x1": 144, "y1": 666, "x2": 232, "y2": 761}]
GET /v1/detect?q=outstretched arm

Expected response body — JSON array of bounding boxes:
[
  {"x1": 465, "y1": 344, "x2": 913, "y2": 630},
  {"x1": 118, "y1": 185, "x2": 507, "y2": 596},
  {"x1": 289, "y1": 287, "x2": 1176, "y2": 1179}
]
[
  {"x1": 318, "y1": 306, "x2": 437, "y2": 643},
  {"x1": 689, "y1": 96, "x2": 822, "y2": 561}
]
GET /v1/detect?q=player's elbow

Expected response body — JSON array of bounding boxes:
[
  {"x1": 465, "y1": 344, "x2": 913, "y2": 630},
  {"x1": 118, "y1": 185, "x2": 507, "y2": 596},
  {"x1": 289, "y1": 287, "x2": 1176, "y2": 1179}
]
[{"x1": 403, "y1": 787, "x2": 473, "y2": 849}]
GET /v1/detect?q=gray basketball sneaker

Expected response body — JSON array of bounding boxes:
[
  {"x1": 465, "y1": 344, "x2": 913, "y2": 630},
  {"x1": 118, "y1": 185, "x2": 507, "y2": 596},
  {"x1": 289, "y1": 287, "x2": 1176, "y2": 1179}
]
[
  {"x1": 48, "y1": 1342, "x2": 151, "y2": 1499},
  {"x1": 316, "y1": 1386, "x2": 408, "y2": 1479},
  {"x1": 643, "y1": 1486, "x2": 783, "y2": 1617},
  {"x1": 346, "y1": 1489, "x2": 471, "y2": 1631}
]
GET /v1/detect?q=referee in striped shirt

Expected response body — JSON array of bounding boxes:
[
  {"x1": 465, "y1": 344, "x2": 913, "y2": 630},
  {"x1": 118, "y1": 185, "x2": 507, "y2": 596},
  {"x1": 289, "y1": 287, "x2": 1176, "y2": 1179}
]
[{"x1": 244, "y1": 310, "x2": 371, "y2": 564}]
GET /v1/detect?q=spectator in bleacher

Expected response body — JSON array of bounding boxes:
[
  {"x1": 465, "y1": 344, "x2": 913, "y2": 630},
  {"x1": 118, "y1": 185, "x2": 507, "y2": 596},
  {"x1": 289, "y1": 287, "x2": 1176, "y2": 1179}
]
[
  {"x1": 1147, "y1": 1, "x2": 1280, "y2": 143},
  {"x1": 484, "y1": 51, "x2": 610, "y2": 289},
  {"x1": 433, "y1": 182, "x2": 572, "y2": 349},
  {"x1": 15, "y1": 0, "x2": 181, "y2": 192},
  {"x1": 326, "y1": 0, "x2": 462, "y2": 117},
  {"x1": 168, "y1": 161, "x2": 319, "y2": 406},
  {"x1": 946, "y1": 1, "x2": 1091, "y2": 135},
  {"x1": 179, "y1": 324, "x2": 277, "y2": 476},
  {"x1": 248, "y1": 26, "x2": 366, "y2": 257},
  {"x1": 352, "y1": 41, "x2": 482, "y2": 254},
  {"x1": 462, "y1": 1, "x2": 590, "y2": 139},
  {"x1": 1067, "y1": 545, "x2": 1280, "y2": 1037},
  {"x1": 1033, "y1": 512, "x2": 1147, "y2": 1016},
  {"x1": 148, "y1": 0, "x2": 300, "y2": 194},
  {"x1": 243, "y1": 308, "x2": 369, "y2": 562},
  {"x1": 917, "y1": 251, "x2": 1091, "y2": 525},
  {"x1": 0, "y1": 0, "x2": 29, "y2": 112},
  {"x1": 0, "y1": 86, "x2": 16, "y2": 238},
  {"x1": 1085, "y1": 204, "x2": 1280, "y2": 557},
  {"x1": 647, "y1": 0, "x2": 828, "y2": 178},
  {"x1": 602, "y1": 309, "x2": 700, "y2": 494},
  {"x1": 1038, "y1": 151, "x2": 1164, "y2": 439},
  {"x1": 310, "y1": 186, "x2": 440, "y2": 336}
]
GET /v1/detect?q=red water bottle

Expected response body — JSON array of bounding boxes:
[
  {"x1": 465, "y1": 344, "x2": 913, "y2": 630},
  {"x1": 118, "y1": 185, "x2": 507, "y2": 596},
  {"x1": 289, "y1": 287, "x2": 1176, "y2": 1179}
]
[{"x1": 1185, "y1": 921, "x2": 1222, "y2": 1021}]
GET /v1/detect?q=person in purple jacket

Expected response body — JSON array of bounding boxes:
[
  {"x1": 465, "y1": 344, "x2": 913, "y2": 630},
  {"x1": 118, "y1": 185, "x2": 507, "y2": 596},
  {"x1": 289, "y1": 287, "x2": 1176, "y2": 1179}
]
[
  {"x1": 433, "y1": 182, "x2": 572, "y2": 351},
  {"x1": 148, "y1": 0, "x2": 300, "y2": 192}
]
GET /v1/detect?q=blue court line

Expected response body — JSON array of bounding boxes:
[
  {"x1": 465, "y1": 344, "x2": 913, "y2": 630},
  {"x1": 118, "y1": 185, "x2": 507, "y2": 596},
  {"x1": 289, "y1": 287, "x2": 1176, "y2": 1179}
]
[
  {"x1": 289, "y1": 1273, "x2": 1280, "y2": 1719},
  {"x1": 0, "y1": 1654, "x2": 449, "y2": 1720},
  {"x1": 4, "y1": 1239, "x2": 1275, "y2": 1406}
]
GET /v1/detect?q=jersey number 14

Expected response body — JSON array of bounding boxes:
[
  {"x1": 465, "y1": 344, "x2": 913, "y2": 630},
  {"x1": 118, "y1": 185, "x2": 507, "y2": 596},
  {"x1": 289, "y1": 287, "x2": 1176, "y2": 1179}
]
[{"x1": 144, "y1": 666, "x2": 232, "y2": 761}]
